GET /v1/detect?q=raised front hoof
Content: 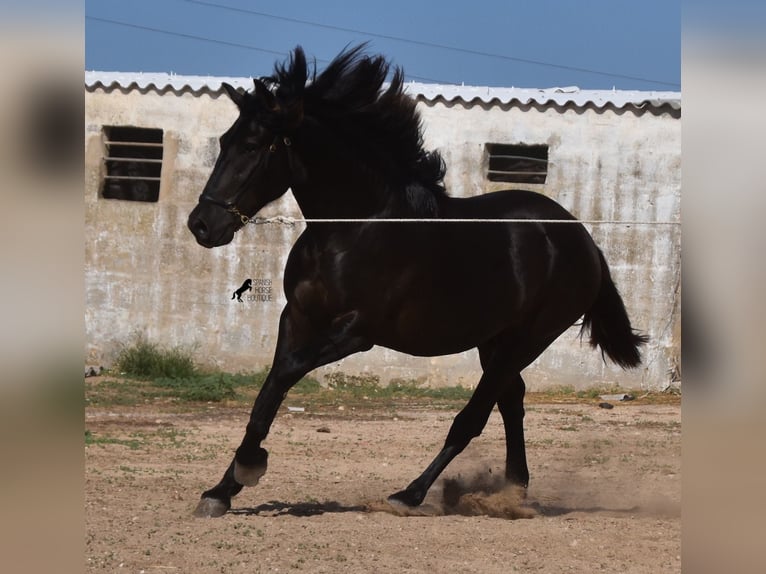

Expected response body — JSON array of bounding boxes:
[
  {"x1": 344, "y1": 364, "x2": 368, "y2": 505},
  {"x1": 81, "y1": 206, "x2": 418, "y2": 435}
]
[
  {"x1": 387, "y1": 488, "x2": 425, "y2": 509},
  {"x1": 193, "y1": 496, "x2": 230, "y2": 518}
]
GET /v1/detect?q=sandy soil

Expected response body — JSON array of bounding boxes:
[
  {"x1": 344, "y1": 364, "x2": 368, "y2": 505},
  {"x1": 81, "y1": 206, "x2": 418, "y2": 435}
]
[{"x1": 85, "y1": 393, "x2": 680, "y2": 573}]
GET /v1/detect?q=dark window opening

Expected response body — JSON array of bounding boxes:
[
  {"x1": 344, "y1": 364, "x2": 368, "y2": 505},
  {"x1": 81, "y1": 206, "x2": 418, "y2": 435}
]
[
  {"x1": 486, "y1": 143, "x2": 548, "y2": 184},
  {"x1": 101, "y1": 126, "x2": 163, "y2": 202}
]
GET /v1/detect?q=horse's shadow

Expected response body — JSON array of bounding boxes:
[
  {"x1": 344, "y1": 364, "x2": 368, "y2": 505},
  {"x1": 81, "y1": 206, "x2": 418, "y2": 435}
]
[{"x1": 229, "y1": 500, "x2": 367, "y2": 517}]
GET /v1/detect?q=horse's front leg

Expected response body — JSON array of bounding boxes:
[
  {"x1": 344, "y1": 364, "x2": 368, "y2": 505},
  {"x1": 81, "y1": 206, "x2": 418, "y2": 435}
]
[{"x1": 194, "y1": 305, "x2": 371, "y2": 517}]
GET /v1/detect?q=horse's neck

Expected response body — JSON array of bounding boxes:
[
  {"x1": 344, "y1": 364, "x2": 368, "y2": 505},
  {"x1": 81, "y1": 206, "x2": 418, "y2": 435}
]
[
  {"x1": 291, "y1": 177, "x2": 389, "y2": 221},
  {"x1": 290, "y1": 143, "x2": 441, "y2": 220},
  {"x1": 292, "y1": 181, "x2": 441, "y2": 221}
]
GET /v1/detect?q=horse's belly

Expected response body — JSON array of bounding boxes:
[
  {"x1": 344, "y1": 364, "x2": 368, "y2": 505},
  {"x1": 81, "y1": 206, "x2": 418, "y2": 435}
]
[{"x1": 375, "y1": 296, "x2": 513, "y2": 357}]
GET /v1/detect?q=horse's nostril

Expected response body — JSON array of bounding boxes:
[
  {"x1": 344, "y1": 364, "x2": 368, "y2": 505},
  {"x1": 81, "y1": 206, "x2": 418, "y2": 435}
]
[{"x1": 190, "y1": 216, "x2": 209, "y2": 240}]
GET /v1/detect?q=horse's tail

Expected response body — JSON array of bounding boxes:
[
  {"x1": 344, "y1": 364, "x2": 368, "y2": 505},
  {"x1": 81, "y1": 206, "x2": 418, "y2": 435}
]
[
  {"x1": 231, "y1": 292, "x2": 236, "y2": 300},
  {"x1": 580, "y1": 249, "x2": 649, "y2": 369}
]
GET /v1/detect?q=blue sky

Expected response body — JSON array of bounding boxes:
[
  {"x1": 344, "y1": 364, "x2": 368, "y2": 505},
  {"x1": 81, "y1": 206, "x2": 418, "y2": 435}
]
[{"x1": 85, "y1": 0, "x2": 680, "y2": 90}]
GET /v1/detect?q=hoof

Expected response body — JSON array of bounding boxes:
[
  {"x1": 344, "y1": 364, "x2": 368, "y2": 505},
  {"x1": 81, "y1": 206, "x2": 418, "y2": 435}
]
[
  {"x1": 234, "y1": 460, "x2": 267, "y2": 486},
  {"x1": 193, "y1": 497, "x2": 230, "y2": 518},
  {"x1": 387, "y1": 488, "x2": 425, "y2": 509}
]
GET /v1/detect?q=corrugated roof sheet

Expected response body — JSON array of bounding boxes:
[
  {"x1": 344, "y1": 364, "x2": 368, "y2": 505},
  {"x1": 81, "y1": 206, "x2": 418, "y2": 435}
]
[{"x1": 85, "y1": 71, "x2": 681, "y2": 116}]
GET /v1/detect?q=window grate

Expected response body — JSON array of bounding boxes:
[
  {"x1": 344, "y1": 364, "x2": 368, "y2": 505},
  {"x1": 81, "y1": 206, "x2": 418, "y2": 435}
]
[
  {"x1": 101, "y1": 126, "x2": 164, "y2": 202},
  {"x1": 486, "y1": 143, "x2": 548, "y2": 184}
]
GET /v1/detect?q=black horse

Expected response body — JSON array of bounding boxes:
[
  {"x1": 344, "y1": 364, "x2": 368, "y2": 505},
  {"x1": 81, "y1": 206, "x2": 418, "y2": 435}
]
[{"x1": 187, "y1": 46, "x2": 648, "y2": 518}]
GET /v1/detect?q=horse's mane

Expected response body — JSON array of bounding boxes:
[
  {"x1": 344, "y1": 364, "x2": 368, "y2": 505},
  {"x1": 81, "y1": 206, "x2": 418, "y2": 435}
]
[{"x1": 265, "y1": 45, "x2": 447, "y2": 200}]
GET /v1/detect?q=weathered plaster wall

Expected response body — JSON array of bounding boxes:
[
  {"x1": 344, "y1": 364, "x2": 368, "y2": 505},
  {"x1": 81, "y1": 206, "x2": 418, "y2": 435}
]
[{"x1": 85, "y1": 89, "x2": 680, "y2": 390}]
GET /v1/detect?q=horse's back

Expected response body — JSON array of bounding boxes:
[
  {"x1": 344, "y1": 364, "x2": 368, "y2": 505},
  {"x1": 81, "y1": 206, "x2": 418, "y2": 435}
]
[
  {"x1": 444, "y1": 189, "x2": 600, "y2": 269},
  {"x1": 443, "y1": 189, "x2": 577, "y2": 221}
]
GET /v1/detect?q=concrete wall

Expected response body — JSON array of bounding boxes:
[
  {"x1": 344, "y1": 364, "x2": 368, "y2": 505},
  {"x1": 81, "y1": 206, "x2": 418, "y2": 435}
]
[{"x1": 85, "y1": 88, "x2": 680, "y2": 390}]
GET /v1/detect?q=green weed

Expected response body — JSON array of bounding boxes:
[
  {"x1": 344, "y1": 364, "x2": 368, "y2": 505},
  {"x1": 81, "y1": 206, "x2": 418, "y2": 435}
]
[
  {"x1": 153, "y1": 372, "x2": 254, "y2": 402},
  {"x1": 84, "y1": 429, "x2": 141, "y2": 450},
  {"x1": 291, "y1": 376, "x2": 323, "y2": 394},
  {"x1": 539, "y1": 383, "x2": 627, "y2": 400},
  {"x1": 324, "y1": 372, "x2": 473, "y2": 401},
  {"x1": 114, "y1": 334, "x2": 197, "y2": 380}
]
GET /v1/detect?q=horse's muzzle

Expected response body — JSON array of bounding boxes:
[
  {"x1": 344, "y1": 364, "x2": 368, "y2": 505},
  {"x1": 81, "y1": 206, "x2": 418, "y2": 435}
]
[{"x1": 187, "y1": 207, "x2": 236, "y2": 248}]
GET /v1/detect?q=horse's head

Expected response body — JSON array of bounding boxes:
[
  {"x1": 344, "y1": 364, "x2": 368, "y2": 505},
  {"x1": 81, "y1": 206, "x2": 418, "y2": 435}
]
[{"x1": 188, "y1": 62, "x2": 306, "y2": 248}]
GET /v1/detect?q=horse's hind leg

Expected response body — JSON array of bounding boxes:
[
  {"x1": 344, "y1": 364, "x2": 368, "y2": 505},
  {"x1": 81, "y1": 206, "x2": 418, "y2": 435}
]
[
  {"x1": 497, "y1": 374, "x2": 529, "y2": 489},
  {"x1": 387, "y1": 353, "x2": 513, "y2": 508},
  {"x1": 388, "y1": 331, "x2": 555, "y2": 508},
  {"x1": 387, "y1": 373, "x2": 530, "y2": 507},
  {"x1": 478, "y1": 343, "x2": 529, "y2": 489}
]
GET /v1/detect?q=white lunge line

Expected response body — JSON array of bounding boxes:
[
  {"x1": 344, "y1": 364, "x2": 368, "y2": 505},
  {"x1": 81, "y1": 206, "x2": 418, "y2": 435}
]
[{"x1": 248, "y1": 216, "x2": 680, "y2": 226}]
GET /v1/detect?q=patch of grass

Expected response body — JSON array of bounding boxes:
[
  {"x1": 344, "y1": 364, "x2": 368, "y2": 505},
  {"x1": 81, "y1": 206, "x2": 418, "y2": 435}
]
[
  {"x1": 88, "y1": 335, "x2": 271, "y2": 405},
  {"x1": 153, "y1": 372, "x2": 254, "y2": 402},
  {"x1": 114, "y1": 334, "x2": 197, "y2": 380},
  {"x1": 85, "y1": 379, "x2": 145, "y2": 406},
  {"x1": 385, "y1": 379, "x2": 473, "y2": 400},
  {"x1": 95, "y1": 335, "x2": 670, "y2": 410},
  {"x1": 325, "y1": 372, "x2": 381, "y2": 396},
  {"x1": 84, "y1": 429, "x2": 141, "y2": 450},
  {"x1": 540, "y1": 383, "x2": 626, "y2": 400},
  {"x1": 86, "y1": 372, "x2": 262, "y2": 406},
  {"x1": 87, "y1": 364, "x2": 475, "y2": 410},
  {"x1": 323, "y1": 373, "x2": 473, "y2": 402},
  {"x1": 291, "y1": 376, "x2": 323, "y2": 394},
  {"x1": 523, "y1": 383, "x2": 681, "y2": 404},
  {"x1": 545, "y1": 384, "x2": 577, "y2": 396},
  {"x1": 104, "y1": 339, "x2": 670, "y2": 411}
]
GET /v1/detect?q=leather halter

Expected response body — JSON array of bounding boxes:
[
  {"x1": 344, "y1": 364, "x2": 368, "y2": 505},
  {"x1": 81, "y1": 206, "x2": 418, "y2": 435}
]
[{"x1": 198, "y1": 135, "x2": 292, "y2": 225}]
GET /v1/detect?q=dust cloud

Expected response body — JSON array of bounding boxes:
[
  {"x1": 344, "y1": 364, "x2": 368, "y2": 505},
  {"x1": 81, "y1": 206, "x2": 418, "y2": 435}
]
[{"x1": 367, "y1": 470, "x2": 536, "y2": 519}]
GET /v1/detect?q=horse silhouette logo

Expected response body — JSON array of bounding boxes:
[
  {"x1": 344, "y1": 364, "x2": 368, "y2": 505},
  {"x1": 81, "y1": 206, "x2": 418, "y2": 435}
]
[{"x1": 232, "y1": 279, "x2": 252, "y2": 302}]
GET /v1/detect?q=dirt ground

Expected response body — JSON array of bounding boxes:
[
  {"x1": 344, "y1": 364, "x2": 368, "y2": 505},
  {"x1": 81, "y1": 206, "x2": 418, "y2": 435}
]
[{"x1": 85, "y1": 386, "x2": 681, "y2": 573}]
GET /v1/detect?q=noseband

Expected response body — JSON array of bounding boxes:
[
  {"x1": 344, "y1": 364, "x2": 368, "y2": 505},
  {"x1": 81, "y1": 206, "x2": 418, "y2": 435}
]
[
  {"x1": 198, "y1": 135, "x2": 292, "y2": 225},
  {"x1": 197, "y1": 193, "x2": 253, "y2": 225}
]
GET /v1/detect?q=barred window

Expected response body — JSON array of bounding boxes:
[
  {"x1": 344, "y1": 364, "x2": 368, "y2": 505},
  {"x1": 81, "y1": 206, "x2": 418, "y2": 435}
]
[
  {"x1": 486, "y1": 143, "x2": 548, "y2": 184},
  {"x1": 101, "y1": 126, "x2": 163, "y2": 202}
]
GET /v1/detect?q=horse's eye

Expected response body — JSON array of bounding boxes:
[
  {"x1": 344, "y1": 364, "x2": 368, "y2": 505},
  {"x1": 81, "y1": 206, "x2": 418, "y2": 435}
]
[{"x1": 243, "y1": 141, "x2": 260, "y2": 153}]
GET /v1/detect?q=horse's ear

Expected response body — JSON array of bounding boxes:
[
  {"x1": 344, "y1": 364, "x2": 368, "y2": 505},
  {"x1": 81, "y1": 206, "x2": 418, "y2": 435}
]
[
  {"x1": 253, "y1": 78, "x2": 277, "y2": 111},
  {"x1": 222, "y1": 82, "x2": 244, "y2": 108}
]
